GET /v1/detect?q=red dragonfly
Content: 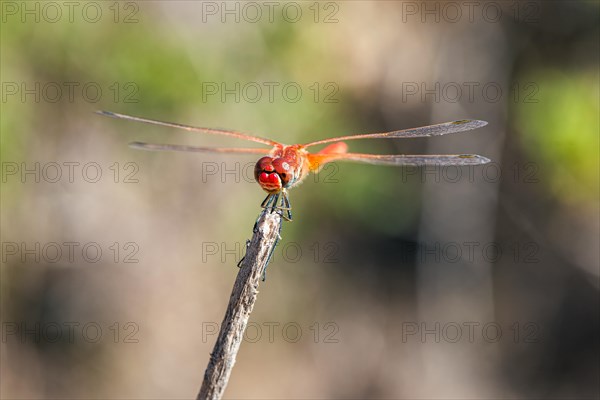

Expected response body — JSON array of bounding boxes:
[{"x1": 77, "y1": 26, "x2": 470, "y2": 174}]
[{"x1": 98, "y1": 111, "x2": 489, "y2": 221}]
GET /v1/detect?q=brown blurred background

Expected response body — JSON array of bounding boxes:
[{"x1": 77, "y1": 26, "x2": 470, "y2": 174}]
[{"x1": 1, "y1": 1, "x2": 598, "y2": 399}]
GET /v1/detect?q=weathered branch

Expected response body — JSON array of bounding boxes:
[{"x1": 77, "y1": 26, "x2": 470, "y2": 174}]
[{"x1": 197, "y1": 211, "x2": 282, "y2": 400}]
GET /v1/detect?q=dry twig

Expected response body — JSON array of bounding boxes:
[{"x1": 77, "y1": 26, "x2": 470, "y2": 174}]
[{"x1": 197, "y1": 211, "x2": 282, "y2": 400}]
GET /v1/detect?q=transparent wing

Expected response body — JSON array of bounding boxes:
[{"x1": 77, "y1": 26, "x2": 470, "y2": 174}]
[
  {"x1": 129, "y1": 142, "x2": 272, "y2": 155},
  {"x1": 97, "y1": 110, "x2": 279, "y2": 146},
  {"x1": 308, "y1": 152, "x2": 490, "y2": 170},
  {"x1": 303, "y1": 120, "x2": 487, "y2": 148}
]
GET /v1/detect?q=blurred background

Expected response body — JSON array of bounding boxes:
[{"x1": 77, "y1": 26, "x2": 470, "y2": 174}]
[{"x1": 1, "y1": 1, "x2": 598, "y2": 399}]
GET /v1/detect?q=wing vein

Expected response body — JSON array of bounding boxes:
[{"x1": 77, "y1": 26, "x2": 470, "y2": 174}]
[
  {"x1": 314, "y1": 153, "x2": 491, "y2": 167},
  {"x1": 97, "y1": 110, "x2": 279, "y2": 146},
  {"x1": 129, "y1": 142, "x2": 272, "y2": 155},
  {"x1": 303, "y1": 120, "x2": 487, "y2": 148}
]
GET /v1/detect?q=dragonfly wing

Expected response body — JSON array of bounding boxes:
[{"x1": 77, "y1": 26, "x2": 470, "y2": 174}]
[
  {"x1": 98, "y1": 110, "x2": 279, "y2": 146},
  {"x1": 303, "y1": 120, "x2": 487, "y2": 148},
  {"x1": 130, "y1": 142, "x2": 272, "y2": 155},
  {"x1": 309, "y1": 152, "x2": 490, "y2": 170}
]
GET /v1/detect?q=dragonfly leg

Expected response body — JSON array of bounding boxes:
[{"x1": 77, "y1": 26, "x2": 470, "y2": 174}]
[
  {"x1": 271, "y1": 191, "x2": 292, "y2": 222},
  {"x1": 260, "y1": 192, "x2": 292, "y2": 222},
  {"x1": 271, "y1": 193, "x2": 280, "y2": 214},
  {"x1": 262, "y1": 193, "x2": 280, "y2": 215},
  {"x1": 237, "y1": 239, "x2": 251, "y2": 268},
  {"x1": 261, "y1": 215, "x2": 283, "y2": 281},
  {"x1": 241, "y1": 201, "x2": 286, "y2": 281},
  {"x1": 261, "y1": 193, "x2": 275, "y2": 209},
  {"x1": 281, "y1": 191, "x2": 293, "y2": 221}
]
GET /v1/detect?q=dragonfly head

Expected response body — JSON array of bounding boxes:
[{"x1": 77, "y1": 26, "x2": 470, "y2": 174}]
[{"x1": 254, "y1": 156, "x2": 293, "y2": 192}]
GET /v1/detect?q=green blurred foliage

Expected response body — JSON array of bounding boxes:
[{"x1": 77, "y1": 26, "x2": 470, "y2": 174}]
[
  {"x1": 1, "y1": 7, "x2": 423, "y2": 242},
  {"x1": 515, "y1": 69, "x2": 599, "y2": 205},
  {"x1": 1, "y1": 2, "x2": 596, "y2": 236},
  {"x1": 1, "y1": 2, "x2": 598, "y2": 399}
]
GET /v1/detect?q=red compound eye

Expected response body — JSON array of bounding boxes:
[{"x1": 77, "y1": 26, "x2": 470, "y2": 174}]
[
  {"x1": 272, "y1": 158, "x2": 292, "y2": 186},
  {"x1": 258, "y1": 172, "x2": 278, "y2": 185},
  {"x1": 254, "y1": 157, "x2": 274, "y2": 182},
  {"x1": 255, "y1": 157, "x2": 282, "y2": 192}
]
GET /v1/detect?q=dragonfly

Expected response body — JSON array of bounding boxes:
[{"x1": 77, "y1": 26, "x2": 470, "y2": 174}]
[{"x1": 98, "y1": 111, "x2": 489, "y2": 221}]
